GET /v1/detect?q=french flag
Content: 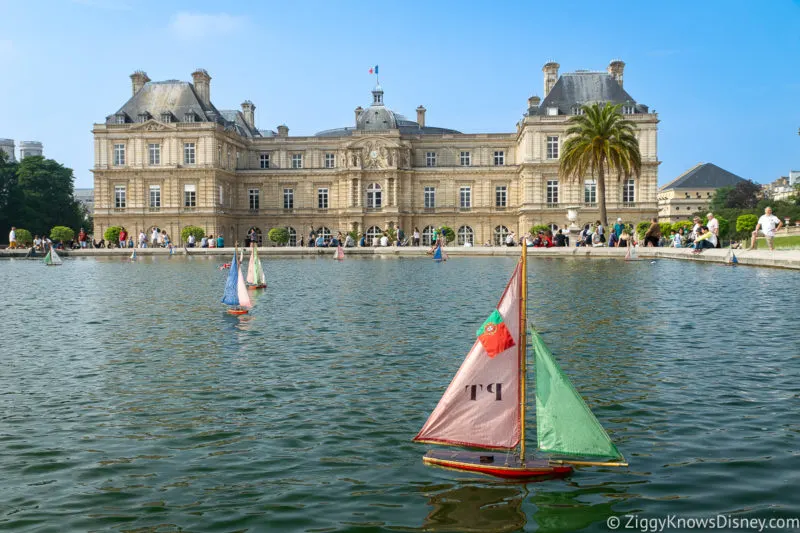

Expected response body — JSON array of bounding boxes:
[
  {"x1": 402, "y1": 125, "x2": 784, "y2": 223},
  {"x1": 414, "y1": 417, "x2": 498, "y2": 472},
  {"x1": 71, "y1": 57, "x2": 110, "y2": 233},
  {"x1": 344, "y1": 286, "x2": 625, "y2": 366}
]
[{"x1": 369, "y1": 65, "x2": 379, "y2": 74}]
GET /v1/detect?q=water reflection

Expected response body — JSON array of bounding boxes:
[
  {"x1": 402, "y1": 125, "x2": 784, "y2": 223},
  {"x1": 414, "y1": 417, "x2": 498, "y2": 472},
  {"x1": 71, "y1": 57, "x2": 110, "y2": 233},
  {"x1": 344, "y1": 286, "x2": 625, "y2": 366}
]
[{"x1": 422, "y1": 483, "x2": 527, "y2": 532}]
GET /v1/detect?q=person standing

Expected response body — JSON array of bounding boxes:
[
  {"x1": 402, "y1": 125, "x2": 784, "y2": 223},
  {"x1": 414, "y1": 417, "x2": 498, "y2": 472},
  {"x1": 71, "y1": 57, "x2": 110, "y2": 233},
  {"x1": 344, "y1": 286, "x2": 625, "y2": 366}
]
[
  {"x1": 413, "y1": 227, "x2": 420, "y2": 246},
  {"x1": 751, "y1": 207, "x2": 783, "y2": 251},
  {"x1": 613, "y1": 218, "x2": 624, "y2": 238},
  {"x1": 8, "y1": 226, "x2": 17, "y2": 249},
  {"x1": 644, "y1": 218, "x2": 661, "y2": 247},
  {"x1": 78, "y1": 228, "x2": 88, "y2": 248},
  {"x1": 187, "y1": 234, "x2": 196, "y2": 248},
  {"x1": 595, "y1": 220, "x2": 605, "y2": 244},
  {"x1": 396, "y1": 226, "x2": 405, "y2": 246},
  {"x1": 139, "y1": 230, "x2": 147, "y2": 248},
  {"x1": 119, "y1": 227, "x2": 128, "y2": 248},
  {"x1": 506, "y1": 231, "x2": 515, "y2": 247},
  {"x1": 706, "y1": 213, "x2": 720, "y2": 248}
]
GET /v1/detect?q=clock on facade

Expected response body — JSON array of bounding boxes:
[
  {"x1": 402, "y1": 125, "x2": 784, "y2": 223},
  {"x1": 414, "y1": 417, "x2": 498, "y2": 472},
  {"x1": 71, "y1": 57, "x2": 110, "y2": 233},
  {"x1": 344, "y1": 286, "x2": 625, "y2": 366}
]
[{"x1": 369, "y1": 150, "x2": 378, "y2": 159}]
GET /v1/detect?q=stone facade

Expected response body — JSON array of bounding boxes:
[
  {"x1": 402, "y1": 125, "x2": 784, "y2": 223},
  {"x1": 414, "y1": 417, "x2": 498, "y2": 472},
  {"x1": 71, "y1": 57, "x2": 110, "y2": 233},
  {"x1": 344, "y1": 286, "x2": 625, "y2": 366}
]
[
  {"x1": 93, "y1": 62, "x2": 659, "y2": 245},
  {"x1": 658, "y1": 163, "x2": 747, "y2": 223}
]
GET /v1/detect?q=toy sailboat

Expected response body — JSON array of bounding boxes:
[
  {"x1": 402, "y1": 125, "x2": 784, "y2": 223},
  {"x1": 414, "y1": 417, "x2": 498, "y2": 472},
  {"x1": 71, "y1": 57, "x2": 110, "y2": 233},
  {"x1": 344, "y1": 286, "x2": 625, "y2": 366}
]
[
  {"x1": 334, "y1": 245, "x2": 345, "y2": 261},
  {"x1": 433, "y1": 243, "x2": 447, "y2": 262},
  {"x1": 130, "y1": 249, "x2": 137, "y2": 260},
  {"x1": 725, "y1": 248, "x2": 738, "y2": 266},
  {"x1": 624, "y1": 242, "x2": 639, "y2": 261},
  {"x1": 246, "y1": 244, "x2": 267, "y2": 289},
  {"x1": 414, "y1": 245, "x2": 626, "y2": 479},
  {"x1": 43, "y1": 247, "x2": 63, "y2": 266},
  {"x1": 221, "y1": 246, "x2": 252, "y2": 315}
]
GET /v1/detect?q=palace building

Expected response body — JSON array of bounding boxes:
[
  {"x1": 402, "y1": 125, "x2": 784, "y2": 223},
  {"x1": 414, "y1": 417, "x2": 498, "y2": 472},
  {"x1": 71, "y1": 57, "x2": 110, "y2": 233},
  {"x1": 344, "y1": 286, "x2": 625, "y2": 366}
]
[{"x1": 92, "y1": 61, "x2": 659, "y2": 246}]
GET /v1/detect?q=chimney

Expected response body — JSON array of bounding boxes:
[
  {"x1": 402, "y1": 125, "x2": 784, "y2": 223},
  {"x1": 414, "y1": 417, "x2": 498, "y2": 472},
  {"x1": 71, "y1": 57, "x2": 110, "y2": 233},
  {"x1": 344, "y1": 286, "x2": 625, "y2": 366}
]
[
  {"x1": 130, "y1": 70, "x2": 150, "y2": 96},
  {"x1": 191, "y1": 68, "x2": 212, "y2": 106},
  {"x1": 542, "y1": 61, "x2": 560, "y2": 96},
  {"x1": 241, "y1": 100, "x2": 255, "y2": 128},
  {"x1": 277, "y1": 124, "x2": 289, "y2": 137},
  {"x1": 527, "y1": 95, "x2": 541, "y2": 110},
  {"x1": 354, "y1": 106, "x2": 363, "y2": 126},
  {"x1": 416, "y1": 105, "x2": 426, "y2": 128},
  {"x1": 608, "y1": 59, "x2": 625, "y2": 87}
]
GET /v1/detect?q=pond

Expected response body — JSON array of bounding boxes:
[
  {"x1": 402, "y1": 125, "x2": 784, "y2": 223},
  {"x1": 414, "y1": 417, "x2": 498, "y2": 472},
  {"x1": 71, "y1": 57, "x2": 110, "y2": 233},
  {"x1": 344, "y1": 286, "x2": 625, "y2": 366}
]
[{"x1": 1, "y1": 256, "x2": 798, "y2": 532}]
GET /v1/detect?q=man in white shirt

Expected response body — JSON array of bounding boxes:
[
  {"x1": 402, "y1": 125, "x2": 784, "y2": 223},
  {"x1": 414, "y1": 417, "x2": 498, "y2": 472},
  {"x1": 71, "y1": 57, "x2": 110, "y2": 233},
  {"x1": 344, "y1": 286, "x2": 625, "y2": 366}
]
[
  {"x1": 379, "y1": 234, "x2": 389, "y2": 247},
  {"x1": 151, "y1": 228, "x2": 159, "y2": 247},
  {"x1": 751, "y1": 207, "x2": 783, "y2": 251},
  {"x1": 706, "y1": 213, "x2": 720, "y2": 248},
  {"x1": 8, "y1": 226, "x2": 16, "y2": 249}
]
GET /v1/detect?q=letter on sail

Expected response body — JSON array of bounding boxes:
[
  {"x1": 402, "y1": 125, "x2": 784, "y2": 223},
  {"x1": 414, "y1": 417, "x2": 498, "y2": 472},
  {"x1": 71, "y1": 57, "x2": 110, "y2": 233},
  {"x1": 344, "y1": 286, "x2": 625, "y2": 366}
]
[{"x1": 413, "y1": 264, "x2": 522, "y2": 449}]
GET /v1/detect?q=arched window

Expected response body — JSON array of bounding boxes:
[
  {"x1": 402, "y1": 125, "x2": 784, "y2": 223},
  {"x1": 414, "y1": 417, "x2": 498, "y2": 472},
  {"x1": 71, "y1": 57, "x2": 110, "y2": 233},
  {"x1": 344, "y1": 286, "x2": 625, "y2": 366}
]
[
  {"x1": 367, "y1": 183, "x2": 382, "y2": 208},
  {"x1": 247, "y1": 227, "x2": 262, "y2": 245},
  {"x1": 548, "y1": 223, "x2": 558, "y2": 233},
  {"x1": 422, "y1": 225, "x2": 436, "y2": 246},
  {"x1": 317, "y1": 226, "x2": 331, "y2": 243},
  {"x1": 287, "y1": 227, "x2": 297, "y2": 246},
  {"x1": 494, "y1": 225, "x2": 509, "y2": 246},
  {"x1": 366, "y1": 225, "x2": 383, "y2": 246},
  {"x1": 457, "y1": 226, "x2": 474, "y2": 246}
]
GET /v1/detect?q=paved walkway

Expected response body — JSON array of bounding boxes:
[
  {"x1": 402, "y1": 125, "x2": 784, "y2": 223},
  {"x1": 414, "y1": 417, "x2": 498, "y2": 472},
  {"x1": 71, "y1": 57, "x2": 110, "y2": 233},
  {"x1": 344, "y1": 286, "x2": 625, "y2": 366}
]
[{"x1": 3, "y1": 246, "x2": 798, "y2": 269}]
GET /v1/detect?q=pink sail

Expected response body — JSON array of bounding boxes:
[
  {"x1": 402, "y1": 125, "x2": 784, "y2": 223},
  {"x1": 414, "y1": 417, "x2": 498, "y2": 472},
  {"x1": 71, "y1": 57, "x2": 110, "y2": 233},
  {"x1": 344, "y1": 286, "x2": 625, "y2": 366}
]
[
  {"x1": 334, "y1": 245, "x2": 344, "y2": 260},
  {"x1": 414, "y1": 262, "x2": 522, "y2": 449},
  {"x1": 237, "y1": 264, "x2": 252, "y2": 308}
]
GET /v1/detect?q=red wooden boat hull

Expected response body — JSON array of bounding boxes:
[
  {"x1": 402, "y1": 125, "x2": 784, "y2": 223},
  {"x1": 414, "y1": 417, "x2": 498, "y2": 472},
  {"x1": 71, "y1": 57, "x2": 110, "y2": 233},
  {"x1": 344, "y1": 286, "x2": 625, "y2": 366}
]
[
  {"x1": 246, "y1": 284, "x2": 266, "y2": 289},
  {"x1": 227, "y1": 308, "x2": 248, "y2": 315},
  {"x1": 422, "y1": 450, "x2": 572, "y2": 480}
]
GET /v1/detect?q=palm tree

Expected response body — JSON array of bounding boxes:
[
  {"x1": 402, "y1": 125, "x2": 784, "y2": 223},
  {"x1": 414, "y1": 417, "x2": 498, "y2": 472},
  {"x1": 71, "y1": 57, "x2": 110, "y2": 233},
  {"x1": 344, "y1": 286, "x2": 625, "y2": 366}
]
[{"x1": 559, "y1": 102, "x2": 641, "y2": 229}]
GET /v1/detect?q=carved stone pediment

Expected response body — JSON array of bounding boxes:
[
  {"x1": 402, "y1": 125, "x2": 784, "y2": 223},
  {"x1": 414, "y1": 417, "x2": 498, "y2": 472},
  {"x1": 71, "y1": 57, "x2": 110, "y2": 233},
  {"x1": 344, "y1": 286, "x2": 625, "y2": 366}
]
[
  {"x1": 344, "y1": 137, "x2": 410, "y2": 170},
  {"x1": 130, "y1": 119, "x2": 177, "y2": 132}
]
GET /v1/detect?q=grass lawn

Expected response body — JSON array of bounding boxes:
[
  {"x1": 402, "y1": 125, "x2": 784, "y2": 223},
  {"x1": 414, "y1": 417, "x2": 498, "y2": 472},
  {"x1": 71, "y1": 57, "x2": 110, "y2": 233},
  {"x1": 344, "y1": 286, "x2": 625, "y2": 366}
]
[{"x1": 753, "y1": 235, "x2": 800, "y2": 249}]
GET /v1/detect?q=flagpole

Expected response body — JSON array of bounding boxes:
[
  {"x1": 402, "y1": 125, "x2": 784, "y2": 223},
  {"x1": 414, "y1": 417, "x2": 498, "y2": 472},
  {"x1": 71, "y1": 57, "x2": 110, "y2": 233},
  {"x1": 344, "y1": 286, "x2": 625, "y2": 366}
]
[{"x1": 519, "y1": 240, "x2": 527, "y2": 464}]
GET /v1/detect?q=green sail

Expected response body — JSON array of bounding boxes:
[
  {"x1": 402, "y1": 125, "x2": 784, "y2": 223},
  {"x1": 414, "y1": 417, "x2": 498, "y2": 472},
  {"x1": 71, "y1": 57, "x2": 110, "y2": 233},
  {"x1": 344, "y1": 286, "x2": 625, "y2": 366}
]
[
  {"x1": 252, "y1": 245, "x2": 265, "y2": 285},
  {"x1": 532, "y1": 329, "x2": 622, "y2": 460}
]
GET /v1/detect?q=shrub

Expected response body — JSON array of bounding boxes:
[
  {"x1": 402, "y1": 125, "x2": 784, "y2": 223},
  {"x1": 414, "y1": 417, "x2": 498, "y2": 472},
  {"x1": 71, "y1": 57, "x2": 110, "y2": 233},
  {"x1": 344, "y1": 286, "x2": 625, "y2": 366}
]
[
  {"x1": 530, "y1": 224, "x2": 550, "y2": 235},
  {"x1": 736, "y1": 214, "x2": 758, "y2": 235},
  {"x1": 268, "y1": 227, "x2": 290, "y2": 246},
  {"x1": 672, "y1": 220, "x2": 694, "y2": 234},
  {"x1": 439, "y1": 226, "x2": 455, "y2": 243},
  {"x1": 658, "y1": 222, "x2": 673, "y2": 236},
  {"x1": 635, "y1": 221, "x2": 651, "y2": 239},
  {"x1": 15, "y1": 228, "x2": 32, "y2": 246},
  {"x1": 50, "y1": 226, "x2": 75, "y2": 243},
  {"x1": 347, "y1": 230, "x2": 359, "y2": 243},
  {"x1": 715, "y1": 215, "x2": 730, "y2": 239},
  {"x1": 104, "y1": 226, "x2": 122, "y2": 244},
  {"x1": 180, "y1": 225, "x2": 205, "y2": 243}
]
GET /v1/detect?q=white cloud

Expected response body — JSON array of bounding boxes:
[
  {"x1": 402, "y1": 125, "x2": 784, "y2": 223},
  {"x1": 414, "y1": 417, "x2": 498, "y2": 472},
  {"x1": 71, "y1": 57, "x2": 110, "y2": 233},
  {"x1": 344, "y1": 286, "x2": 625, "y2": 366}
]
[{"x1": 168, "y1": 12, "x2": 247, "y2": 41}]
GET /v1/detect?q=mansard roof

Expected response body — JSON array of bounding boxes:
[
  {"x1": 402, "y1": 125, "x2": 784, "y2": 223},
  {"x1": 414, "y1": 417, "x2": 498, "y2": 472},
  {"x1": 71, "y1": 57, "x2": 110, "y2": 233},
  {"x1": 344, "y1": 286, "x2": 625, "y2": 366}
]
[
  {"x1": 534, "y1": 72, "x2": 649, "y2": 116},
  {"x1": 660, "y1": 163, "x2": 748, "y2": 191},
  {"x1": 106, "y1": 81, "x2": 261, "y2": 138}
]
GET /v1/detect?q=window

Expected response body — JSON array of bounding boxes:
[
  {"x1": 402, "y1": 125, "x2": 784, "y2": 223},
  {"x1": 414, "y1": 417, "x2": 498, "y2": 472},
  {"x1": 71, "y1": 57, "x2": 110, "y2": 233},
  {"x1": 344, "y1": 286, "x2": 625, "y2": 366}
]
[
  {"x1": 287, "y1": 227, "x2": 297, "y2": 246},
  {"x1": 283, "y1": 188, "x2": 293, "y2": 209},
  {"x1": 113, "y1": 143, "x2": 125, "y2": 166},
  {"x1": 584, "y1": 179, "x2": 597, "y2": 204},
  {"x1": 137, "y1": 113, "x2": 148, "y2": 123},
  {"x1": 317, "y1": 226, "x2": 331, "y2": 242},
  {"x1": 572, "y1": 106, "x2": 585, "y2": 115},
  {"x1": 184, "y1": 143, "x2": 195, "y2": 165},
  {"x1": 318, "y1": 187, "x2": 328, "y2": 209},
  {"x1": 149, "y1": 185, "x2": 160, "y2": 208},
  {"x1": 457, "y1": 226, "x2": 474, "y2": 246},
  {"x1": 114, "y1": 185, "x2": 126, "y2": 208},
  {"x1": 623, "y1": 179, "x2": 636, "y2": 204},
  {"x1": 367, "y1": 183, "x2": 382, "y2": 208},
  {"x1": 494, "y1": 226, "x2": 510, "y2": 246},
  {"x1": 184, "y1": 184, "x2": 196, "y2": 207},
  {"x1": 161, "y1": 112, "x2": 172, "y2": 123},
  {"x1": 148, "y1": 143, "x2": 160, "y2": 166},
  {"x1": 495, "y1": 185, "x2": 507, "y2": 208},
  {"x1": 248, "y1": 188, "x2": 260, "y2": 211},
  {"x1": 325, "y1": 153, "x2": 335, "y2": 168},
  {"x1": 260, "y1": 153, "x2": 270, "y2": 169},
  {"x1": 422, "y1": 225, "x2": 436, "y2": 246},
  {"x1": 218, "y1": 185, "x2": 224, "y2": 206},
  {"x1": 366, "y1": 226, "x2": 383, "y2": 245},
  {"x1": 426, "y1": 152, "x2": 436, "y2": 167},
  {"x1": 292, "y1": 154, "x2": 303, "y2": 169},
  {"x1": 115, "y1": 114, "x2": 125, "y2": 124},
  {"x1": 546, "y1": 136, "x2": 559, "y2": 159},
  {"x1": 546, "y1": 180, "x2": 559, "y2": 205},
  {"x1": 494, "y1": 151, "x2": 505, "y2": 166},
  {"x1": 622, "y1": 105, "x2": 634, "y2": 114},
  {"x1": 183, "y1": 113, "x2": 195, "y2": 123},
  {"x1": 424, "y1": 186, "x2": 436, "y2": 209},
  {"x1": 460, "y1": 151, "x2": 471, "y2": 166},
  {"x1": 460, "y1": 186, "x2": 471, "y2": 209},
  {"x1": 546, "y1": 107, "x2": 558, "y2": 116}
]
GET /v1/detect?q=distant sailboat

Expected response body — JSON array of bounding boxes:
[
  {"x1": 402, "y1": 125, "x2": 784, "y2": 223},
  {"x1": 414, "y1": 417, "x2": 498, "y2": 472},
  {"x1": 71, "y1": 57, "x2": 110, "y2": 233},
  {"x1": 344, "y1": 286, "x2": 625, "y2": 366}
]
[
  {"x1": 334, "y1": 245, "x2": 345, "y2": 261},
  {"x1": 433, "y1": 243, "x2": 447, "y2": 262},
  {"x1": 221, "y1": 246, "x2": 252, "y2": 315},
  {"x1": 130, "y1": 249, "x2": 137, "y2": 260},
  {"x1": 624, "y1": 242, "x2": 639, "y2": 261},
  {"x1": 246, "y1": 244, "x2": 267, "y2": 289},
  {"x1": 43, "y1": 247, "x2": 63, "y2": 266},
  {"x1": 725, "y1": 248, "x2": 739, "y2": 266},
  {"x1": 414, "y1": 245, "x2": 626, "y2": 479}
]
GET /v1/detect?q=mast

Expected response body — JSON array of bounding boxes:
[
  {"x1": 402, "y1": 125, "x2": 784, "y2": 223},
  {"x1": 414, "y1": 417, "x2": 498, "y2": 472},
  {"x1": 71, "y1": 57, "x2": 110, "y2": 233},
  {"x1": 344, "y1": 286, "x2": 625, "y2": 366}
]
[{"x1": 520, "y1": 241, "x2": 528, "y2": 463}]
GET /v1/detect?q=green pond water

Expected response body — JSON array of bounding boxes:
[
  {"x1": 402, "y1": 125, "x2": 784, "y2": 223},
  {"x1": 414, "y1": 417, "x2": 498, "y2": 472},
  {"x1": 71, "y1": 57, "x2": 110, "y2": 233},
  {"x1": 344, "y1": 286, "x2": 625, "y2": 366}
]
[{"x1": 0, "y1": 255, "x2": 798, "y2": 532}]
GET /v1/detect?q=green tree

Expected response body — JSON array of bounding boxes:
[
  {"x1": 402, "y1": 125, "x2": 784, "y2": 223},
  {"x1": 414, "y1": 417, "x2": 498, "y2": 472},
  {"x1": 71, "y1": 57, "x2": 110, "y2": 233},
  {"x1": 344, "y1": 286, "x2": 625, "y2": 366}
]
[
  {"x1": 0, "y1": 151, "x2": 21, "y2": 239},
  {"x1": 709, "y1": 186, "x2": 733, "y2": 212},
  {"x1": 15, "y1": 228, "x2": 32, "y2": 246},
  {"x1": 530, "y1": 224, "x2": 550, "y2": 235},
  {"x1": 268, "y1": 227, "x2": 290, "y2": 246},
  {"x1": 15, "y1": 156, "x2": 82, "y2": 235},
  {"x1": 560, "y1": 102, "x2": 642, "y2": 228},
  {"x1": 714, "y1": 215, "x2": 730, "y2": 239},
  {"x1": 104, "y1": 226, "x2": 123, "y2": 245},
  {"x1": 726, "y1": 180, "x2": 761, "y2": 209},
  {"x1": 439, "y1": 226, "x2": 455, "y2": 243},
  {"x1": 672, "y1": 220, "x2": 694, "y2": 234},
  {"x1": 736, "y1": 214, "x2": 758, "y2": 236},
  {"x1": 658, "y1": 222, "x2": 673, "y2": 236},
  {"x1": 50, "y1": 226, "x2": 75, "y2": 243},
  {"x1": 635, "y1": 221, "x2": 651, "y2": 239},
  {"x1": 181, "y1": 225, "x2": 205, "y2": 243}
]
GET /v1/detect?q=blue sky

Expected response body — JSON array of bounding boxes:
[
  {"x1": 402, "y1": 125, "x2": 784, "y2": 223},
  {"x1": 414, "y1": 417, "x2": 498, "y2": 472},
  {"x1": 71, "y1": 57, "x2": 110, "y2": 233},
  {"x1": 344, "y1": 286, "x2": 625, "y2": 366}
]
[{"x1": 0, "y1": 0, "x2": 798, "y2": 189}]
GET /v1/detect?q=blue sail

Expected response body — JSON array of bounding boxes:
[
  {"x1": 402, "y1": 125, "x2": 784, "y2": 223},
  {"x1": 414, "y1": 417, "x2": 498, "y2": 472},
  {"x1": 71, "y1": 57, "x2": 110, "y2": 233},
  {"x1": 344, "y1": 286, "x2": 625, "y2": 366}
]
[
  {"x1": 221, "y1": 250, "x2": 240, "y2": 306},
  {"x1": 433, "y1": 246, "x2": 442, "y2": 261},
  {"x1": 731, "y1": 252, "x2": 738, "y2": 264}
]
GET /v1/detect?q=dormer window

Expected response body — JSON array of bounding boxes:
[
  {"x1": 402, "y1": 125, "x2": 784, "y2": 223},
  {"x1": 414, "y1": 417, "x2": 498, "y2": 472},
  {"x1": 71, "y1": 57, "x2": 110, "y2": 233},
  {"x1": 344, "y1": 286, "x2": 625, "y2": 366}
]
[
  {"x1": 622, "y1": 105, "x2": 635, "y2": 114},
  {"x1": 161, "y1": 112, "x2": 172, "y2": 123},
  {"x1": 114, "y1": 113, "x2": 126, "y2": 124},
  {"x1": 572, "y1": 107, "x2": 585, "y2": 115},
  {"x1": 137, "y1": 113, "x2": 150, "y2": 123},
  {"x1": 183, "y1": 112, "x2": 196, "y2": 123},
  {"x1": 546, "y1": 107, "x2": 558, "y2": 116}
]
